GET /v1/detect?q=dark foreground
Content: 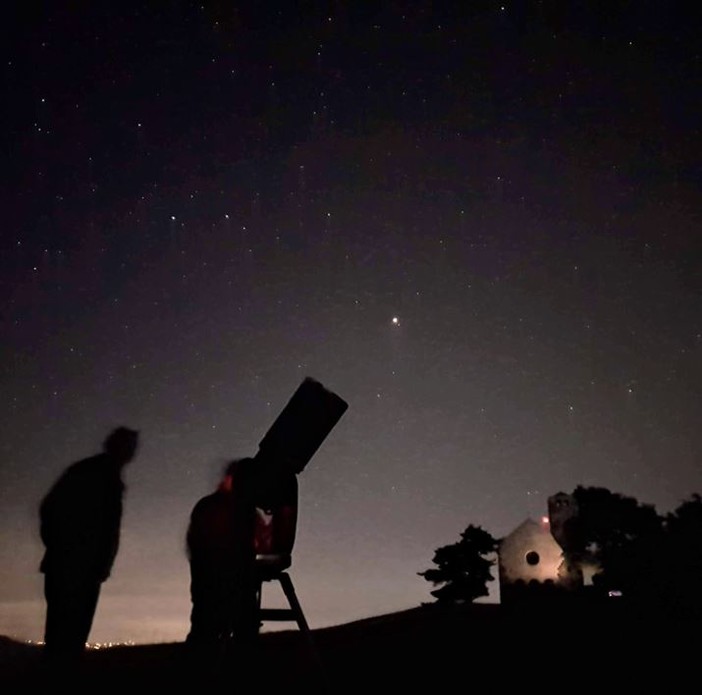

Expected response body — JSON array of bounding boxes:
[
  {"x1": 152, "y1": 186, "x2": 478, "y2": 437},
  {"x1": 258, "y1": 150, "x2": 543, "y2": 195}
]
[{"x1": 2, "y1": 601, "x2": 698, "y2": 693}]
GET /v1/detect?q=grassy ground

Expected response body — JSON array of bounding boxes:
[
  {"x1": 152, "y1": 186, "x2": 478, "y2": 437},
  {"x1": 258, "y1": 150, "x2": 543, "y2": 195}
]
[{"x1": 3, "y1": 601, "x2": 697, "y2": 693}]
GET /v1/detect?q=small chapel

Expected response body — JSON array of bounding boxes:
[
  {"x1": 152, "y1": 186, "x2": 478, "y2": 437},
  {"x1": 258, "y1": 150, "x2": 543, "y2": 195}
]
[{"x1": 498, "y1": 492, "x2": 599, "y2": 603}]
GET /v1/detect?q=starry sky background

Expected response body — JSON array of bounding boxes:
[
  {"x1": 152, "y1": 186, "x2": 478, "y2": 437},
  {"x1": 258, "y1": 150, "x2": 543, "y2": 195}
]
[{"x1": 1, "y1": 1, "x2": 700, "y2": 644}]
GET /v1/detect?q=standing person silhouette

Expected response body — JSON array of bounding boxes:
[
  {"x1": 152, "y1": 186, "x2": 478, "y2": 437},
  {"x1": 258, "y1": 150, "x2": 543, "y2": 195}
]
[{"x1": 38, "y1": 426, "x2": 140, "y2": 665}]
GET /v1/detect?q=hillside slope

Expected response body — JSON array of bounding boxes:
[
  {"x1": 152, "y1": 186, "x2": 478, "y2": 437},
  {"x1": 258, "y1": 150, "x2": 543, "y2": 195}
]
[{"x1": 2, "y1": 602, "x2": 696, "y2": 693}]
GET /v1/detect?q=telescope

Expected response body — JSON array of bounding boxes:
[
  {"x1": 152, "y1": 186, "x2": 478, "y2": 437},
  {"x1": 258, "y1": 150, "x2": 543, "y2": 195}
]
[
  {"x1": 255, "y1": 376, "x2": 348, "y2": 476},
  {"x1": 251, "y1": 377, "x2": 348, "y2": 651}
]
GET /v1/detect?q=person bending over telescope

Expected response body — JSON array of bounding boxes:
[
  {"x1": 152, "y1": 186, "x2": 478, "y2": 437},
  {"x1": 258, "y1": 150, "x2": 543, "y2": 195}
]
[{"x1": 185, "y1": 449, "x2": 300, "y2": 664}]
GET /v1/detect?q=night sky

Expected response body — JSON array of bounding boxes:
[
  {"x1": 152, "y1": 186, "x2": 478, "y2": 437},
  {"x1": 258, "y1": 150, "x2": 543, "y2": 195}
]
[{"x1": 1, "y1": 2, "x2": 700, "y2": 644}]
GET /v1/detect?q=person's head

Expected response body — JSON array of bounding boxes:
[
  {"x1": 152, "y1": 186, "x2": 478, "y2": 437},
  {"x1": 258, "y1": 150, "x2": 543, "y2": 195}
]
[
  {"x1": 219, "y1": 457, "x2": 254, "y2": 492},
  {"x1": 103, "y1": 427, "x2": 140, "y2": 464}
]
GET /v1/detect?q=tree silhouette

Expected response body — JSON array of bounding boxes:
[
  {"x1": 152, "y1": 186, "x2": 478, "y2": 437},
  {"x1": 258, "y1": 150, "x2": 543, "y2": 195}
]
[
  {"x1": 560, "y1": 486, "x2": 663, "y2": 596},
  {"x1": 659, "y1": 493, "x2": 702, "y2": 614},
  {"x1": 419, "y1": 525, "x2": 497, "y2": 604}
]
